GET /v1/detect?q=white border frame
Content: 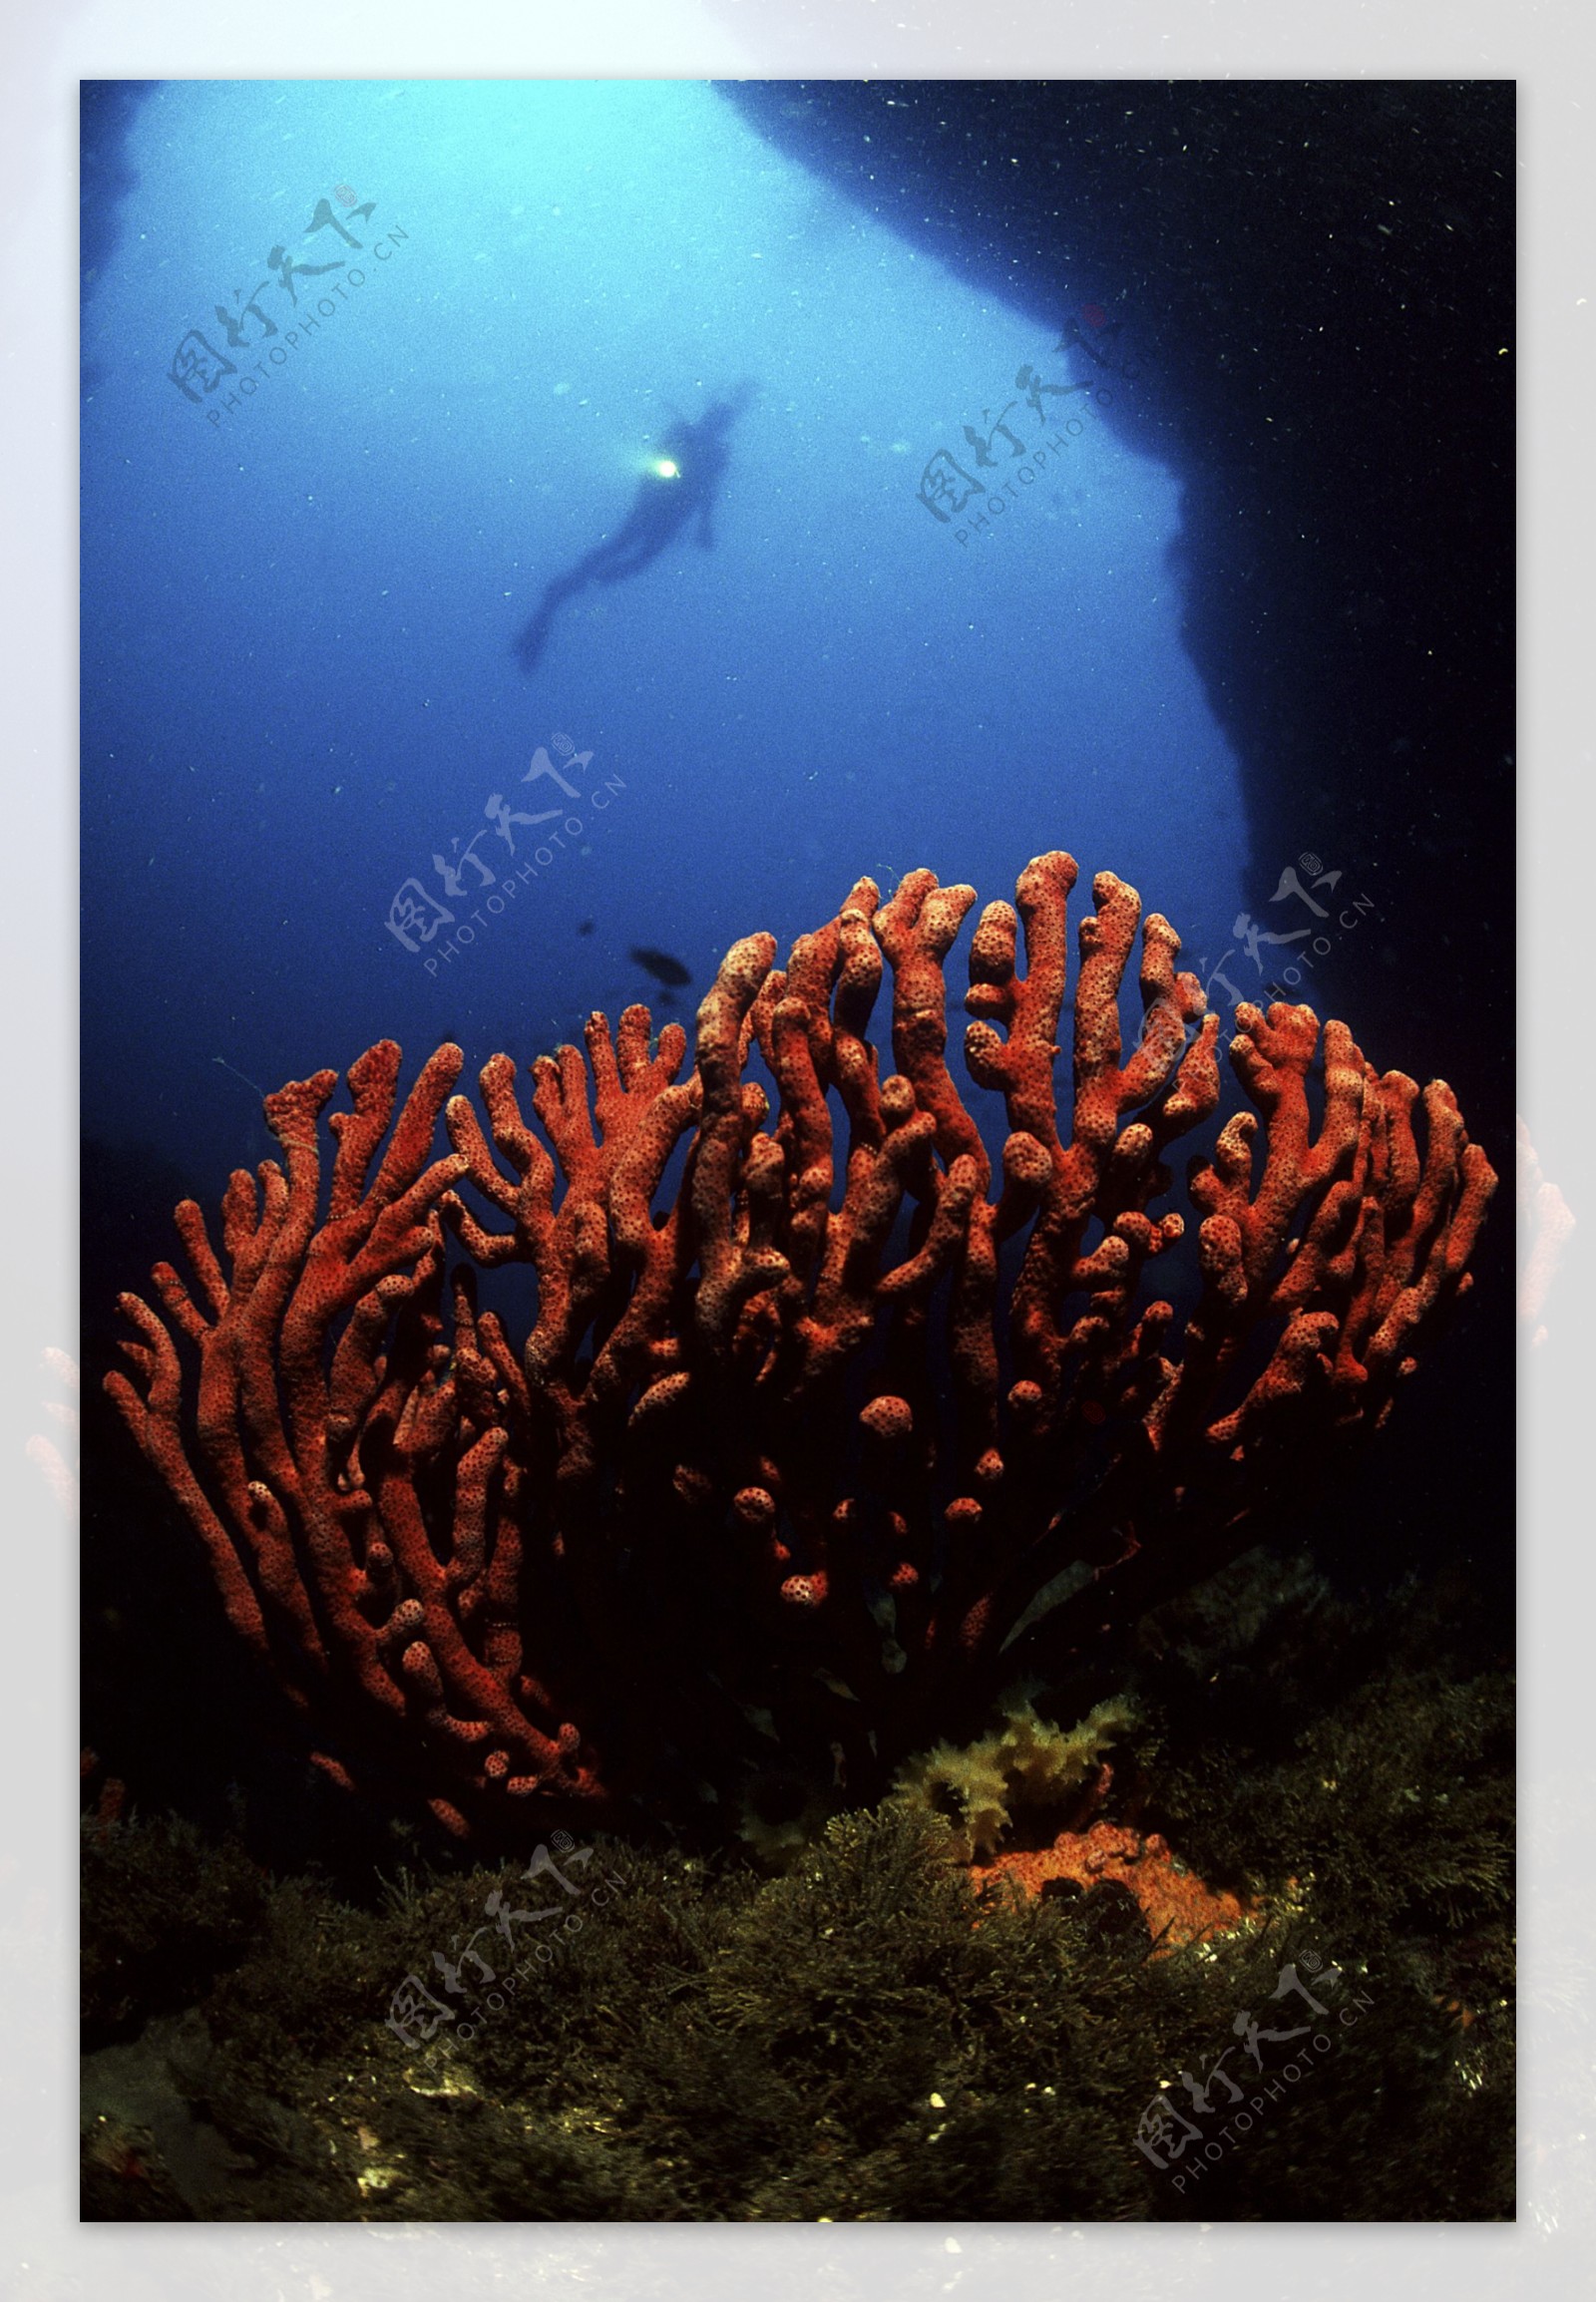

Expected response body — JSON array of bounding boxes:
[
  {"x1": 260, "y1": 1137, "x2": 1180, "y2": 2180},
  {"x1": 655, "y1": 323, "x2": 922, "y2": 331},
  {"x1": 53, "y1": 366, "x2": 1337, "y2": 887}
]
[{"x1": 10, "y1": 4, "x2": 1589, "y2": 2291}]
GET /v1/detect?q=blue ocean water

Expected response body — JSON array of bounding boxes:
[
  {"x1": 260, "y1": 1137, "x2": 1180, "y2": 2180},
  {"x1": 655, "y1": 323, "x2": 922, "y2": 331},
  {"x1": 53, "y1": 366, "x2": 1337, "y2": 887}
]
[{"x1": 82, "y1": 79, "x2": 1249, "y2": 1201}]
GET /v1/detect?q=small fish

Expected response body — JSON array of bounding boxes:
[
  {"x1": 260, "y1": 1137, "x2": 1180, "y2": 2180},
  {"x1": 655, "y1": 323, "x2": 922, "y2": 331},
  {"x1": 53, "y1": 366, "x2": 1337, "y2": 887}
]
[
  {"x1": 578, "y1": 918, "x2": 596, "y2": 936},
  {"x1": 629, "y1": 945, "x2": 691, "y2": 990}
]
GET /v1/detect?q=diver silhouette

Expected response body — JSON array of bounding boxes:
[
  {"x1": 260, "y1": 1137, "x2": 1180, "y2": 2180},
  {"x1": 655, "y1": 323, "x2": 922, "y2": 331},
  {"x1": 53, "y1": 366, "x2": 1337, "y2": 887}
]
[{"x1": 513, "y1": 384, "x2": 754, "y2": 673}]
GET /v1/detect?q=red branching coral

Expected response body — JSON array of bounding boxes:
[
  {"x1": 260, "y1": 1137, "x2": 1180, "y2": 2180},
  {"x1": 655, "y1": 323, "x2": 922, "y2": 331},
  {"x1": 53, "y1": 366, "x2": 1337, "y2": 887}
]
[{"x1": 106, "y1": 855, "x2": 1496, "y2": 1837}]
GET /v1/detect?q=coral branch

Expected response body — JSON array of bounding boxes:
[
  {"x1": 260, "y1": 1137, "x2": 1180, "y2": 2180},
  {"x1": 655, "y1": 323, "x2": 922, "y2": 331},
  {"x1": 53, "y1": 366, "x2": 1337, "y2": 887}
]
[{"x1": 107, "y1": 855, "x2": 1497, "y2": 1836}]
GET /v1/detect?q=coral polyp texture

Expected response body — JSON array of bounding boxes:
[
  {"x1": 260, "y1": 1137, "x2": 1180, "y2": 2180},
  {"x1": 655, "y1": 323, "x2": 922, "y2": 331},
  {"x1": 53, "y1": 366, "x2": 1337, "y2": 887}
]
[{"x1": 107, "y1": 855, "x2": 1496, "y2": 1838}]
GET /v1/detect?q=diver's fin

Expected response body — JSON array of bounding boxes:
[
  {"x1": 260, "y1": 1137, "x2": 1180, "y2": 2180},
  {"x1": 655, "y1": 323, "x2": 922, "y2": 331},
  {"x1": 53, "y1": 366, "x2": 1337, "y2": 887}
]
[{"x1": 513, "y1": 589, "x2": 565, "y2": 672}]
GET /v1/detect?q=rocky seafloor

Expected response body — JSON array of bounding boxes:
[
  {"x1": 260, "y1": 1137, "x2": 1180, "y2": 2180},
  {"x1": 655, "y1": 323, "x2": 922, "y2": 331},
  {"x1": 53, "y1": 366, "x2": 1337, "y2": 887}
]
[{"x1": 81, "y1": 1547, "x2": 1513, "y2": 2222}]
